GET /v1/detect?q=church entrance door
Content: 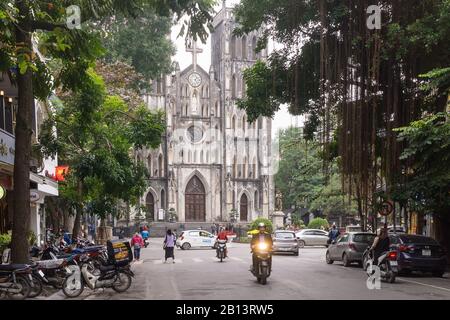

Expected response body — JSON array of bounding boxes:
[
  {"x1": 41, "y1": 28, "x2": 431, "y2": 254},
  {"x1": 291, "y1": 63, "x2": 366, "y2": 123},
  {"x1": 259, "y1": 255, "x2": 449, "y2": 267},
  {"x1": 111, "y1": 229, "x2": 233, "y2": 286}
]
[
  {"x1": 185, "y1": 176, "x2": 206, "y2": 222},
  {"x1": 146, "y1": 192, "x2": 155, "y2": 221},
  {"x1": 240, "y1": 194, "x2": 248, "y2": 222}
]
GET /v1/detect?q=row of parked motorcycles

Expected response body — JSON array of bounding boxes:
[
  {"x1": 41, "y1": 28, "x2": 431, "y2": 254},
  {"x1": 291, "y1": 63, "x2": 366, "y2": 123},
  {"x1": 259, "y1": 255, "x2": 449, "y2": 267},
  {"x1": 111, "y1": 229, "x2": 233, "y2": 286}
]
[{"x1": 0, "y1": 238, "x2": 134, "y2": 300}]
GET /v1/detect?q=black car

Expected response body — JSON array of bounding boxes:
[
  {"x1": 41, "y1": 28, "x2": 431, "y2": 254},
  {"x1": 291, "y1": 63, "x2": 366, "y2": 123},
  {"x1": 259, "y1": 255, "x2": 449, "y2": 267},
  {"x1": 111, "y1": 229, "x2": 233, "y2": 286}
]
[{"x1": 363, "y1": 234, "x2": 447, "y2": 277}]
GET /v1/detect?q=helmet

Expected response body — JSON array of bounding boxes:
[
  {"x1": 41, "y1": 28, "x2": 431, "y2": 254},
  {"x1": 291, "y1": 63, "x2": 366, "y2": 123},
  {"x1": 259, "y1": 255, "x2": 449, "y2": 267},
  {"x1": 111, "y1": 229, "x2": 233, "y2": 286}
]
[{"x1": 258, "y1": 222, "x2": 266, "y2": 228}]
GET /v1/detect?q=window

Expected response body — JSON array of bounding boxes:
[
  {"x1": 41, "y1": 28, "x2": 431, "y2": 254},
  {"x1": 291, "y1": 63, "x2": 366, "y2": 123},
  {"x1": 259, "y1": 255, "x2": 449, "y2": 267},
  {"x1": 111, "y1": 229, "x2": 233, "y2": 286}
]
[
  {"x1": 232, "y1": 75, "x2": 237, "y2": 99},
  {"x1": 158, "y1": 154, "x2": 163, "y2": 177},
  {"x1": 189, "y1": 231, "x2": 200, "y2": 237},
  {"x1": 231, "y1": 36, "x2": 237, "y2": 59},
  {"x1": 252, "y1": 36, "x2": 257, "y2": 60},
  {"x1": 160, "y1": 190, "x2": 165, "y2": 209},
  {"x1": 242, "y1": 36, "x2": 247, "y2": 59},
  {"x1": 353, "y1": 234, "x2": 376, "y2": 244},
  {"x1": 303, "y1": 231, "x2": 314, "y2": 235},
  {"x1": 200, "y1": 231, "x2": 211, "y2": 238},
  {"x1": 5, "y1": 100, "x2": 13, "y2": 134},
  {"x1": 338, "y1": 234, "x2": 349, "y2": 243},
  {"x1": 147, "y1": 156, "x2": 152, "y2": 176},
  {"x1": 275, "y1": 232, "x2": 295, "y2": 239},
  {"x1": 232, "y1": 115, "x2": 236, "y2": 130}
]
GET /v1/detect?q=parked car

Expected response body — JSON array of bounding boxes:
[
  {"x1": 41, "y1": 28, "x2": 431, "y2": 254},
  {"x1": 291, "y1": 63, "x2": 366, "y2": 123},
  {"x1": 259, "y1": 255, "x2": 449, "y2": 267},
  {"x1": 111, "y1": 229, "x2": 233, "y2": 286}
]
[
  {"x1": 295, "y1": 229, "x2": 329, "y2": 247},
  {"x1": 363, "y1": 234, "x2": 447, "y2": 277},
  {"x1": 326, "y1": 232, "x2": 376, "y2": 267},
  {"x1": 272, "y1": 230, "x2": 299, "y2": 256},
  {"x1": 176, "y1": 230, "x2": 217, "y2": 250}
]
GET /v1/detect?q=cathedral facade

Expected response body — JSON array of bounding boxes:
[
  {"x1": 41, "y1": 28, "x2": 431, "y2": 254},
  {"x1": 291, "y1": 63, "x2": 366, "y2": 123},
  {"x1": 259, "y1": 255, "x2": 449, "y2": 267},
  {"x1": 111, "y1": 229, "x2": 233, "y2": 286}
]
[{"x1": 135, "y1": 4, "x2": 274, "y2": 224}]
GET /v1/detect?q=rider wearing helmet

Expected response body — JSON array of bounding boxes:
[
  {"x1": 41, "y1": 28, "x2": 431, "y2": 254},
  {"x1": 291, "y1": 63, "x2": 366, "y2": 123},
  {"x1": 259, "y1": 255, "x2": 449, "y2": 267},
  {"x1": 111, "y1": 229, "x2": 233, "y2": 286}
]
[{"x1": 250, "y1": 222, "x2": 273, "y2": 271}]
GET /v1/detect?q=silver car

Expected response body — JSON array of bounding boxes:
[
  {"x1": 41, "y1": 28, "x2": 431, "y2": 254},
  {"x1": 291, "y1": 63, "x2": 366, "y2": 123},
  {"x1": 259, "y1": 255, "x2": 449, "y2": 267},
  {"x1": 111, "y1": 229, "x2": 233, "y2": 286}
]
[
  {"x1": 272, "y1": 230, "x2": 299, "y2": 255},
  {"x1": 295, "y1": 229, "x2": 329, "y2": 247}
]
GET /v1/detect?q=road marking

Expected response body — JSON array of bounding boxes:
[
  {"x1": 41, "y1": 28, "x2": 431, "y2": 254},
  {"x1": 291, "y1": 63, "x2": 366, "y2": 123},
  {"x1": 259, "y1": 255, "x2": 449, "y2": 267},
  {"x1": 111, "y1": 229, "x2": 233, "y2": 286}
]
[
  {"x1": 192, "y1": 258, "x2": 203, "y2": 263},
  {"x1": 398, "y1": 278, "x2": 450, "y2": 293}
]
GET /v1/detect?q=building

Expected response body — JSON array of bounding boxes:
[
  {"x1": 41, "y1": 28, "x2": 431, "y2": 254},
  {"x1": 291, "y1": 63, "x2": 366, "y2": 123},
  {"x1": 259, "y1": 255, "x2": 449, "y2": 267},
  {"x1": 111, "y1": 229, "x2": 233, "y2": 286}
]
[
  {"x1": 133, "y1": 3, "x2": 274, "y2": 225},
  {"x1": 0, "y1": 70, "x2": 58, "y2": 243}
]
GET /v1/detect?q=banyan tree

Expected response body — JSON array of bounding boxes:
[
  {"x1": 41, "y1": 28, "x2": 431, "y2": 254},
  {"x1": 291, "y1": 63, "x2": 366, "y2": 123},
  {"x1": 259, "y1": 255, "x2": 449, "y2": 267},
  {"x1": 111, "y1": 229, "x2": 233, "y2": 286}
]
[{"x1": 235, "y1": 0, "x2": 450, "y2": 230}]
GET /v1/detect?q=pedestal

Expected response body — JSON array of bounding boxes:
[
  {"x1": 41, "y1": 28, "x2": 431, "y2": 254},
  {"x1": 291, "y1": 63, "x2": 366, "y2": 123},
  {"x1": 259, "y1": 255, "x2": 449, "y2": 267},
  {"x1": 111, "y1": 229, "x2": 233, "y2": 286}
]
[{"x1": 272, "y1": 211, "x2": 285, "y2": 230}]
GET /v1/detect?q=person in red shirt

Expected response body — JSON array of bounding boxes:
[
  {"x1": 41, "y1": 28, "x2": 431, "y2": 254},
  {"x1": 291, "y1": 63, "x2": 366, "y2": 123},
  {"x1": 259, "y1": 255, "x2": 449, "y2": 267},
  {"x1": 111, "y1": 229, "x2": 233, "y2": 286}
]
[{"x1": 215, "y1": 228, "x2": 229, "y2": 258}]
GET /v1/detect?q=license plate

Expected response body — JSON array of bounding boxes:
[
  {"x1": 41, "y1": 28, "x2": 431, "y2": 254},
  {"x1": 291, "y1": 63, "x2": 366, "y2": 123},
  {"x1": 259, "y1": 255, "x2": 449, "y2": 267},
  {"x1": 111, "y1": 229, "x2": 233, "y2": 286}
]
[
  {"x1": 281, "y1": 248, "x2": 290, "y2": 251},
  {"x1": 422, "y1": 249, "x2": 431, "y2": 256},
  {"x1": 38, "y1": 270, "x2": 45, "y2": 277},
  {"x1": 390, "y1": 261, "x2": 398, "y2": 266}
]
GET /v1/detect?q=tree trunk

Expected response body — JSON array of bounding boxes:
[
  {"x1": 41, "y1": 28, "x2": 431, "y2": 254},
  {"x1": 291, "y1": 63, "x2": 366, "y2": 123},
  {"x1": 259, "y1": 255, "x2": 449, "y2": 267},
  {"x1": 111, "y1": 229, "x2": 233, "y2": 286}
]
[
  {"x1": 71, "y1": 181, "x2": 83, "y2": 241},
  {"x1": 11, "y1": 0, "x2": 33, "y2": 264}
]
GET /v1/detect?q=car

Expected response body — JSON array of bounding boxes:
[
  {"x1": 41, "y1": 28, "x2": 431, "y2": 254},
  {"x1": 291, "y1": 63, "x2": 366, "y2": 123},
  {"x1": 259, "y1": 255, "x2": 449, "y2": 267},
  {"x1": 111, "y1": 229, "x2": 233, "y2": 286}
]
[
  {"x1": 363, "y1": 234, "x2": 448, "y2": 277},
  {"x1": 326, "y1": 232, "x2": 376, "y2": 267},
  {"x1": 176, "y1": 230, "x2": 217, "y2": 250},
  {"x1": 295, "y1": 229, "x2": 329, "y2": 247},
  {"x1": 272, "y1": 230, "x2": 299, "y2": 255}
]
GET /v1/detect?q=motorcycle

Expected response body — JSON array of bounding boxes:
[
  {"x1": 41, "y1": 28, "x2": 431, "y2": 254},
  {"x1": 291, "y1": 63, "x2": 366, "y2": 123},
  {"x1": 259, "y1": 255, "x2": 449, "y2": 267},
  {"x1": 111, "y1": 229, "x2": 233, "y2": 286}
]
[
  {"x1": 364, "y1": 247, "x2": 398, "y2": 283},
  {"x1": 216, "y1": 240, "x2": 227, "y2": 262},
  {"x1": 0, "y1": 264, "x2": 33, "y2": 300},
  {"x1": 250, "y1": 241, "x2": 272, "y2": 285},
  {"x1": 144, "y1": 238, "x2": 149, "y2": 248},
  {"x1": 62, "y1": 254, "x2": 133, "y2": 298}
]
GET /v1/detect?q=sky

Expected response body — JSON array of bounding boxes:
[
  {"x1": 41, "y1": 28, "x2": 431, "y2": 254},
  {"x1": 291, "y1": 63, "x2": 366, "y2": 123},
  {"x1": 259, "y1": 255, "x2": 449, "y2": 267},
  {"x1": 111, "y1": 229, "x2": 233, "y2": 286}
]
[{"x1": 170, "y1": 0, "x2": 304, "y2": 138}]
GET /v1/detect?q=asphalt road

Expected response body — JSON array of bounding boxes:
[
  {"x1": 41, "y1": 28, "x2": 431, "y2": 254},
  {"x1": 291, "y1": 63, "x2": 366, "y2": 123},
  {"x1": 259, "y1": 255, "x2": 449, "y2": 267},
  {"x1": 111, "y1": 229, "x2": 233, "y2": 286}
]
[{"x1": 45, "y1": 238, "x2": 450, "y2": 300}]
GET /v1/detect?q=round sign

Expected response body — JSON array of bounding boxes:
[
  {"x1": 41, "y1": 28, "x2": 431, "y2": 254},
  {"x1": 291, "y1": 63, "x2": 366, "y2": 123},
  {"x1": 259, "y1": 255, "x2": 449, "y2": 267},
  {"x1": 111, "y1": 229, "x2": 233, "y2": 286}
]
[
  {"x1": 0, "y1": 186, "x2": 5, "y2": 200},
  {"x1": 379, "y1": 201, "x2": 393, "y2": 216},
  {"x1": 30, "y1": 191, "x2": 40, "y2": 202}
]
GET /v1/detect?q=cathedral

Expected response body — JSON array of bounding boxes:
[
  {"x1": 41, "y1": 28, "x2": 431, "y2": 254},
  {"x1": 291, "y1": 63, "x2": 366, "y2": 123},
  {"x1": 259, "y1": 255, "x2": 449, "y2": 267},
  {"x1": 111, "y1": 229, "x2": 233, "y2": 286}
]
[{"x1": 135, "y1": 3, "x2": 274, "y2": 224}]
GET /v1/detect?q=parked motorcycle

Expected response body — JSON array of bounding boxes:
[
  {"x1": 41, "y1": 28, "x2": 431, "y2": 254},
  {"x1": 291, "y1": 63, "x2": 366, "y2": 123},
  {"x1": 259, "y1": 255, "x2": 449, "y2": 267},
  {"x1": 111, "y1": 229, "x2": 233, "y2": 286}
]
[
  {"x1": 62, "y1": 254, "x2": 133, "y2": 298},
  {"x1": 364, "y1": 247, "x2": 398, "y2": 283},
  {"x1": 250, "y1": 241, "x2": 272, "y2": 285},
  {"x1": 216, "y1": 240, "x2": 227, "y2": 262},
  {"x1": 0, "y1": 264, "x2": 33, "y2": 300}
]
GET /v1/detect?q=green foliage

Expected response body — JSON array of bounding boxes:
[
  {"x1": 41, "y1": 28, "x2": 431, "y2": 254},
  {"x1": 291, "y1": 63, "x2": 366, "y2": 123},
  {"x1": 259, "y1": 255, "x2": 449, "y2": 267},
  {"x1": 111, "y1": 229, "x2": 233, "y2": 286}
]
[
  {"x1": 0, "y1": 232, "x2": 11, "y2": 251},
  {"x1": 307, "y1": 218, "x2": 329, "y2": 230},
  {"x1": 394, "y1": 112, "x2": 450, "y2": 214},
  {"x1": 27, "y1": 230, "x2": 37, "y2": 246},
  {"x1": 250, "y1": 218, "x2": 273, "y2": 234}
]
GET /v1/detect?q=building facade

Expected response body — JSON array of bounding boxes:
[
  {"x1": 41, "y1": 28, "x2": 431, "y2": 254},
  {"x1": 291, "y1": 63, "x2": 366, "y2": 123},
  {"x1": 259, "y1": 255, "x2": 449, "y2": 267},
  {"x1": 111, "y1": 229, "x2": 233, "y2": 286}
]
[{"x1": 134, "y1": 4, "x2": 274, "y2": 224}]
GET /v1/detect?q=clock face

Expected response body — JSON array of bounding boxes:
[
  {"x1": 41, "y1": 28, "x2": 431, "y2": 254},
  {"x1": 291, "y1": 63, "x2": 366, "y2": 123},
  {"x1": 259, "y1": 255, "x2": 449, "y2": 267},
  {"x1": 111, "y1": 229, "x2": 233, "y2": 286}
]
[{"x1": 188, "y1": 72, "x2": 202, "y2": 87}]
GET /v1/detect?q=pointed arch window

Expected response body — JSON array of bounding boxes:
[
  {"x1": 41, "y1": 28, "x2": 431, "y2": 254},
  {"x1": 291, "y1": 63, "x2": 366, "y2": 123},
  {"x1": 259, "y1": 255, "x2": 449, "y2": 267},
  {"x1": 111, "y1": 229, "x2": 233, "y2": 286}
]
[
  {"x1": 232, "y1": 74, "x2": 237, "y2": 99},
  {"x1": 231, "y1": 35, "x2": 237, "y2": 59},
  {"x1": 242, "y1": 36, "x2": 247, "y2": 60},
  {"x1": 147, "y1": 155, "x2": 152, "y2": 177},
  {"x1": 252, "y1": 36, "x2": 257, "y2": 60},
  {"x1": 158, "y1": 154, "x2": 163, "y2": 177}
]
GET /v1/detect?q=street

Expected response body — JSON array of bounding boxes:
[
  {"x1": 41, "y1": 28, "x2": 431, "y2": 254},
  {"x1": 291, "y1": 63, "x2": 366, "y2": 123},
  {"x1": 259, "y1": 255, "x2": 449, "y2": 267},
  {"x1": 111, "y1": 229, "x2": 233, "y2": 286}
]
[{"x1": 44, "y1": 238, "x2": 450, "y2": 300}]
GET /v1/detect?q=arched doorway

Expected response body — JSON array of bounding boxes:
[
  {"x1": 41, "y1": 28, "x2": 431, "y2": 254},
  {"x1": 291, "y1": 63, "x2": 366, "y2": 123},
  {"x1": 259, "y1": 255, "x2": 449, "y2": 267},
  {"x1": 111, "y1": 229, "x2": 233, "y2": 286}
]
[
  {"x1": 240, "y1": 194, "x2": 248, "y2": 222},
  {"x1": 185, "y1": 176, "x2": 206, "y2": 222},
  {"x1": 145, "y1": 192, "x2": 155, "y2": 221}
]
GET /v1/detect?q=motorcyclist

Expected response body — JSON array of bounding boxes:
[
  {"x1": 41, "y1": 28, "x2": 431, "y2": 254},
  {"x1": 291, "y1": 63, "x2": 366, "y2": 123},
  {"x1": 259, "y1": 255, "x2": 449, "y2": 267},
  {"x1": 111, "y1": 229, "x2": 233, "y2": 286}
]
[
  {"x1": 216, "y1": 228, "x2": 229, "y2": 258},
  {"x1": 369, "y1": 225, "x2": 390, "y2": 265},
  {"x1": 141, "y1": 228, "x2": 149, "y2": 247},
  {"x1": 250, "y1": 222, "x2": 273, "y2": 272}
]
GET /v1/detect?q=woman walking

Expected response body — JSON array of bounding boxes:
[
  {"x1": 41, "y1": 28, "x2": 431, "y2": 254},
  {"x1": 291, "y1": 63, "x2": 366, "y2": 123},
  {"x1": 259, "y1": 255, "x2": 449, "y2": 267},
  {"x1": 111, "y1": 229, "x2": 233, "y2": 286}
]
[
  {"x1": 131, "y1": 232, "x2": 144, "y2": 261},
  {"x1": 163, "y1": 229, "x2": 176, "y2": 263}
]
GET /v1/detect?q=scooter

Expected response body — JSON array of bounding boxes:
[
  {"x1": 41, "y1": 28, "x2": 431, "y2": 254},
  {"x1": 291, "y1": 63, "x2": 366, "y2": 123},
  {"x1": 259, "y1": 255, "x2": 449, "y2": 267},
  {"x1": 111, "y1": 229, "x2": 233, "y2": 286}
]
[
  {"x1": 364, "y1": 247, "x2": 398, "y2": 283},
  {"x1": 250, "y1": 241, "x2": 272, "y2": 285},
  {"x1": 0, "y1": 264, "x2": 33, "y2": 300},
  {"x1": 62, "y1": 254, "x2": 133, "y2": 298},
  {"x1": 216, "y1": 240, "x2": 227, "y2": 262},
  {"x1": 144, "y1": 238, "x2": 149, "y2": 248}
]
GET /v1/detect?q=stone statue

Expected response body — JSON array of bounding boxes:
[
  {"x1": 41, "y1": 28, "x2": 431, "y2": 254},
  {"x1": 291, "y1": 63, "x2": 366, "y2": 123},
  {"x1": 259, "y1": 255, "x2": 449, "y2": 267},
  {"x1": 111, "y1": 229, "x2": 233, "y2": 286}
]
[{"x1": 275, "y1": 190, "x2": 283, "y2": 211}]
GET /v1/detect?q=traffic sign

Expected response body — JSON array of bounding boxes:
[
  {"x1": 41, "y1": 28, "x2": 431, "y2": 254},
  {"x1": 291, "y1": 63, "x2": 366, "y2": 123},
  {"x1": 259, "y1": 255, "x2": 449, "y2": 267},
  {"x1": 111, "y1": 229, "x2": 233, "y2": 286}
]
[{"x1": 378, "y1": 201, "x2": 393, "y2": 216}]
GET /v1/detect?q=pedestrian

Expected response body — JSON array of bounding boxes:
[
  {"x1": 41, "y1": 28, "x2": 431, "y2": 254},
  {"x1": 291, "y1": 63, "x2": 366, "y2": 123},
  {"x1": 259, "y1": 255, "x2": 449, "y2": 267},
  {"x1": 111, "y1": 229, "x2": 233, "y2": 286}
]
[
  {"x1": 211, "y1": 224, "x2": 216, "y2": 235},
  {"x1": 131, "y1": 232, "x2": 144, "y2": 261},
  {"x1": 163, "y1": 229, "x2": 176, "y2": 263}
]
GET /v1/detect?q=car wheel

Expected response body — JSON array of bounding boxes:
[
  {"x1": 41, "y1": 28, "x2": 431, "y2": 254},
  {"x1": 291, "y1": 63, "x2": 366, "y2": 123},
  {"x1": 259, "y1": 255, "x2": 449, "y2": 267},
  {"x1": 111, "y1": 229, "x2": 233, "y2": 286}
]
[
  {"x1": 298, "y1": 240, "x2": 305, "y2": 248},
  {"x1": 342, "y1": 253, "x2": 350, "y2": 267},
  {"x1": 432, "y1": 271, "x2": 445, "y2": 278},
  {"x1": 362, "y1": 254, "x2": 369, "y2": 271},
  {"x1": 326, "y1": 251, "x2": 334, "y2": 264},
  {"x1": 181, "y1": 243, "x2": 191, "y2": 250}
]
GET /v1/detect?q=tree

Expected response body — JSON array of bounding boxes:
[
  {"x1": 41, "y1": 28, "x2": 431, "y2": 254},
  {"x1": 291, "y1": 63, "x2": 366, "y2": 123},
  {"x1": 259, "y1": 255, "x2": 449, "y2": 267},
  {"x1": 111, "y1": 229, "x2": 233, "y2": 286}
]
[
  {"x1": 250, "y1": 218, "x2": 273, "y2": 234},
  {"x1": 234, "y1": 0, "x2": 450, "y2": 231},
  {"x1": 0, "y1": 0, "x2": 215, "y2": 263},
  {"x1": 307, "y1": 218, "x2": 329, "y2": 230},
  {"x1": 39, "y1": 66, "x2": 165, "y2": 241}
]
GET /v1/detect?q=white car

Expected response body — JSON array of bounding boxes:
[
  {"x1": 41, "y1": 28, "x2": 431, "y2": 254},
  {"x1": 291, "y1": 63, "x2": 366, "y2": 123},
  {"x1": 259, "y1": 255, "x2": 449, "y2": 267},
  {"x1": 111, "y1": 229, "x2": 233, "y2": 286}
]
[
  {"x1": 295, "y1": 229, "x2": 329, "y2": 247},
  {"x1": 176, "y1": 230, "x2": 217, "y2": 250}
]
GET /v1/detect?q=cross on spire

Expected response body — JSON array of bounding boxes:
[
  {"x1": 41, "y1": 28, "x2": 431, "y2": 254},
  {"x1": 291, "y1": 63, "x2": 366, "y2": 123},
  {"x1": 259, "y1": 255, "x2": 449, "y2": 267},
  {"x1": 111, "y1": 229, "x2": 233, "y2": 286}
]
[{"x1": 186, "y1": 38, "x2": 203, "y2": 72}]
